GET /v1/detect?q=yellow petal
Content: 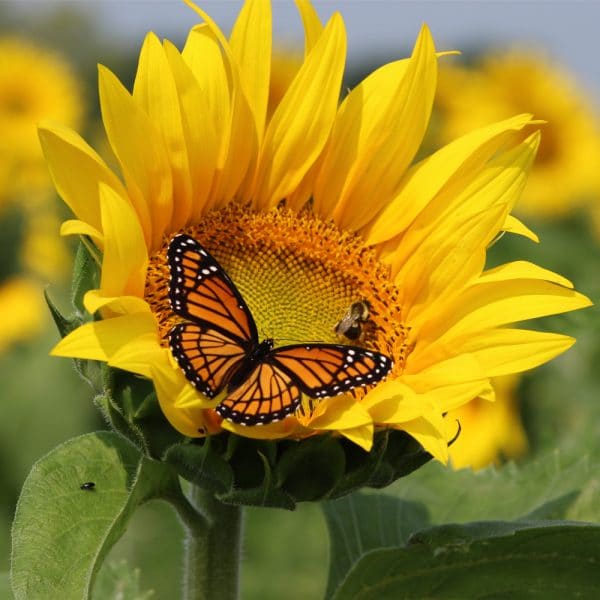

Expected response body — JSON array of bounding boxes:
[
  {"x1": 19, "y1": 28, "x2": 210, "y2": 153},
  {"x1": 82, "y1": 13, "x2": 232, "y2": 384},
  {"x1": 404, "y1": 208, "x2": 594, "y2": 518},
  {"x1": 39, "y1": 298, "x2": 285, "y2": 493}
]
[
  {"x1": 402, "y1": 412, "x2": 449, "y2": 463},
  {"x1": 83, "y1": 290, "x2": 150, "y2": 316},
  {"x1": 503, "y1": 214, "x2": 539, "y2": 242},
  {"x1": 182, "y1": 4, "x2": 257, "y2": 207},
  {"x1": 215, "y1": 77, "x2": 257, "y2": 207},
  {"x1": 252, "y1": 12, "x2": 346, "y2": 209},
  {"x1": 477, "y1": 261, "x2": 573, "y2": 288},
  {"x1": 183, "y1": 0, "x2": 230, "y2": 50},
  {"x1": 308, "y1": 394, "x2": 372, "y2": 430},
  {"x1": 295, "y1": 0, "x2": 323, "y2": 55},
  {"x1": 98, "y1": 184, "x2": 148, "y2": 299},
  {"x1": 38, "y1": 123, "x2": 127, "y2": 235},
  {"x1": 386, "y1": 132, "x2": 539, "y2": 279},
  {"x1": 313, "y1": 55, "x2": 408, "y2": 217},
  {"x1": 340, "y1": 424, "x2": 373, "y2": 451},
  {"x1": 421, "y1": 280, "x2": 591, "y2": 345},
  {"x1": 403, "y1": 354, "x2": 488, "y2": 393},
  {"x1": 366, "y1": 114, "x2": 536, "y2": 245},
  {"x1": 362, "y1": 381, "x2": 428, "y2": 424},
  {"x1": 397, "y1": 204, "x2": 508, "y2": 323},
  {"x1": 107, "y1": 333, "x2": 165, "y2": 378},
  {"x1": 151, "y1": 362, "x2": 210, "y2": 438},
  {"x1": 229, "y1": 0, "x2": 272, "y2": 142},
  {"x1": 425, "y1": 379, "x2": 494, "y2": 413},
  {"x1": 133, "y1": 33, "x2": 193, "y2": 231},
  {"x1": 450, "y1": 328, "x2": 576, "y2": 378},
  {"x1": 60, "y1": 220, "x2": 103, "y2": 243},
  {"x1": 98, "y1": 64, "x2": 172, "y2": 249},
  {"x1": 51, "y1": 312, "x2": 157, "y2": 361},
  {"x1": 180, "y1": 25, "x2": 230, "y2": 212},
  {"x1": 331, "y1": 25, "x2": 438, "y2": 231},
  {"x1": 221, "y1": 418, "x2": 301, "y2": 440}
]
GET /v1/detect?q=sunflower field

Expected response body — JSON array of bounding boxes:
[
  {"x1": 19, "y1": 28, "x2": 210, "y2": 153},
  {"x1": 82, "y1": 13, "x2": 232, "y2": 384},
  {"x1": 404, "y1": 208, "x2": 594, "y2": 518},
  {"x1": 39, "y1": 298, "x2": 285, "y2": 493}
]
[{"x1": 2, "y1": 2, "x2": 600, "y2": 599}]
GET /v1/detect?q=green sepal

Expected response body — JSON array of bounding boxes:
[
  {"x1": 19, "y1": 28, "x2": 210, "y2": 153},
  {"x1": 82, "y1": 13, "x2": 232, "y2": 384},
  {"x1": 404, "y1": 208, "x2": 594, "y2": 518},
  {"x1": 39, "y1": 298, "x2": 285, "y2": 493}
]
[
  {"x1": 96, "y1": 369, "x2": 434, "y2": 509},
  {"x1": 276, "y1": 435, "x2": 346, "y2": 501},
  {"x1": 44, "y1": 287, "x2": 81, "y2": 339},
  {"x1": 163, "y1": 438, "x2": 234, "y2": 495},
  {"x1": 70, "y1": 239, "x2": 100, "y2": 317},
  {"x1": 218, "y1": 450, "x2": 296, "y2": 510},
  {"x1": 101, "y1": 366, "x2": 181, "y2": 459}
]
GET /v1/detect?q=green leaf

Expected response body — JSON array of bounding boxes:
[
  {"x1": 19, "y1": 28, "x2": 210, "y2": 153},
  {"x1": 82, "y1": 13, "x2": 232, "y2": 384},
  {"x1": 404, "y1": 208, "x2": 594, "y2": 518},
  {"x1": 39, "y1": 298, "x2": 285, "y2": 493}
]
[
  {"x1": 0, "y1": 572, "x2": 13, "y2": 600},
  {"x1": 11, "y1": 432, "x2": 182, "y2": 599},
  {"x1": 93, "y1": 560, "x2": 154, "y2": 600},
  {"x1": 386, "y1": 451, "x2": 600, "y2": 523},
  {"x1": 332, "y1": 522, "x2": 600, "y2": 599},
  {"x1": 323, "y1": 493, "x2": 429, "y2": 599}
]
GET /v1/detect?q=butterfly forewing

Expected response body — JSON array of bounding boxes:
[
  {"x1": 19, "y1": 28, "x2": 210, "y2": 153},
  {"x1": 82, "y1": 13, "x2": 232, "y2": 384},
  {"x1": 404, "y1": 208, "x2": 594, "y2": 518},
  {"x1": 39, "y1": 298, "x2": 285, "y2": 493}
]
[
  {"x1": 216, "y1": 362, "x2": 302, "y2": 425},
  {"x1": 168, "y1": 234, "x2": 257, "y2": 345},
  {"x1": 169, "y1": 322, "x2": 247, "y2": 398},
  {"x1": 270, "y1": 344, "x2": 393, "y2": 398}
]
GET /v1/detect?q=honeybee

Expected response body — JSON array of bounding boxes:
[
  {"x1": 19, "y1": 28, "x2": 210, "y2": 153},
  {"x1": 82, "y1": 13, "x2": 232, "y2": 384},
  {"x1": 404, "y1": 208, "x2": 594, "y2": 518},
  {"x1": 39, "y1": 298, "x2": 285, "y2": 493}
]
[{"x1": 334, "y1": 300, "x2": 371, "y2": 341}]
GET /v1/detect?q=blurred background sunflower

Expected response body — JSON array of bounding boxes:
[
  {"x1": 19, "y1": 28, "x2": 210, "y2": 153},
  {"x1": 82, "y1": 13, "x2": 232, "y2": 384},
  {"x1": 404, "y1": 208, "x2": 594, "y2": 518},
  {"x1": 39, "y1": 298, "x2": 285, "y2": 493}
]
[{"x1": 2, "y1": 2, "x2": 600, "y2": 599}]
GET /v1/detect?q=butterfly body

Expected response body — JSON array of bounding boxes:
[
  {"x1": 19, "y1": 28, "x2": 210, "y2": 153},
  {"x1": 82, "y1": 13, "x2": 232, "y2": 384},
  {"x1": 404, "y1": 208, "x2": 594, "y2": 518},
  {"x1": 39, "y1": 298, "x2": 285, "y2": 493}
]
[
  {"x1": 226, "y1": 338, "x2": 275, "y2": 391},
  {"x1": 167, "y1": 234, "x2": 393, "y2": 426}
]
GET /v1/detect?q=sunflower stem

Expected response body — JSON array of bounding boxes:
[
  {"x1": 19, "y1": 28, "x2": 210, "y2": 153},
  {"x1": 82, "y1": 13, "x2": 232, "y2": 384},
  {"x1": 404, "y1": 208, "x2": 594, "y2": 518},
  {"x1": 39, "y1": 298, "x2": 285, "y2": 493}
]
[{"x1": 176, "y1": 484, "x2": 243, "y2": 600}]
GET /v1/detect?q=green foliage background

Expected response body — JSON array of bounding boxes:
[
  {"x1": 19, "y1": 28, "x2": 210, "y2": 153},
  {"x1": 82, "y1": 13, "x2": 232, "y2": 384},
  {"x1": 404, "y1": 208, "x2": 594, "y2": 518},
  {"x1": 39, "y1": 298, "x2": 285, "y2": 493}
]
[{"x1": 1, "y1": 4, "x2": 600, "y2": 599}]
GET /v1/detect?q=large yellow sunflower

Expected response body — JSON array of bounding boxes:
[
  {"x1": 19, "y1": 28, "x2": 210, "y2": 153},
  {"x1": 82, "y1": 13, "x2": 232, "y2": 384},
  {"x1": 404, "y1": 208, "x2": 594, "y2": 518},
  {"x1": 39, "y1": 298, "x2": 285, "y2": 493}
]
[
  {"x1": 44, "y1": 0, "x2": 590, "y2": 463},
  {"x1": 434, "y1": 50, "x2": 600, "y2": 218}
]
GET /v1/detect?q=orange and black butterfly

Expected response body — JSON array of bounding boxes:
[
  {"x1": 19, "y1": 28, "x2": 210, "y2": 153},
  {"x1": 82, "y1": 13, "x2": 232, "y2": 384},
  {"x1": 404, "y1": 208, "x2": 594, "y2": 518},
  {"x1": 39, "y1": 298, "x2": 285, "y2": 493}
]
[{"x1": 168, "y1": 234, "x2": 393, "y2": 426}]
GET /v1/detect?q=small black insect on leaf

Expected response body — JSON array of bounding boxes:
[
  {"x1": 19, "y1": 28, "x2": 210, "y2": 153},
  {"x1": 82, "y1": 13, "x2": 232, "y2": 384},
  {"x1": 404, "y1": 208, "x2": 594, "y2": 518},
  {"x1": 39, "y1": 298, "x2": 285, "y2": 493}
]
[{"x1": 80, "y1": 481, "x2": 96, "y2": 491}]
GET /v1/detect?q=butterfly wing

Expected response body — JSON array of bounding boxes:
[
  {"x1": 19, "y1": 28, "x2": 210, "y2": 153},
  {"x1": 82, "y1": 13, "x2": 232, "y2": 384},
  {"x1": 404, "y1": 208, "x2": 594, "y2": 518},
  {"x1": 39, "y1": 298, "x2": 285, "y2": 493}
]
[
  {"x1": 168, "y1": 234, "x2": 258, "y2": 345},
  {"x1": 216, "y1": 362, "x2": 302, "y2": 425},
  {"x1": 169, "y1": 323, "x2": 248, "y2": 398},
  {"x1": 270, "y1": 344, "x2": 393, "y2": 398}
]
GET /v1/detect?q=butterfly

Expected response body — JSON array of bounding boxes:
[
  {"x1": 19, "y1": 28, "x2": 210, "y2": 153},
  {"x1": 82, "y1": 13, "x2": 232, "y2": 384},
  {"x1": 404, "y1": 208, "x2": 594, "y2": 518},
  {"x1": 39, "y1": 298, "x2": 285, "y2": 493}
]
[
  {"x1": 167, "y1": 234, "x2": 393, "y2": 426},
  {"x1": 334, "y1": 300, "x2": 371, "y2": 341}
]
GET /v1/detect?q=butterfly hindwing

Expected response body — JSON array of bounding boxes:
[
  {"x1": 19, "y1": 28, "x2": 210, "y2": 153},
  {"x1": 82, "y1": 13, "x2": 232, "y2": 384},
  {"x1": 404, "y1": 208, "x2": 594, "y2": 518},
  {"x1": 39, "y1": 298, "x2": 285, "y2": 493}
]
[
  {"x1": 168, "y1": 234, "x2": 258, "y2": 345},
  {"x1": 270, "y1": 344, "x2": 393, "y2": 398},
  {"x1": 216, "y1": 362, "x2": 302, "y2": 425},
  {"x1": 169, "y1": 322, "x2": 247, "y2": 398}
]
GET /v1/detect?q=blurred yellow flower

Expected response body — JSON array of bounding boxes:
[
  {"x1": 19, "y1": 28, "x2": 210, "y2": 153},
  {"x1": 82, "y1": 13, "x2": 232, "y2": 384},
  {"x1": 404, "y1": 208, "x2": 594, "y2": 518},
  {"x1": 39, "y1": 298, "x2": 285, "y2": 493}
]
[
  {"x1": 435, "y1": 50, "x2": 600, "y2": 217},
  {"x1": 0, "y1": 277, "x2": 46, "y2": 352},
  {"x1": 0, "y1": 36, "x2": 84, "y2": 349},
  {"x1": 448, "y1": 375, "x2": 527, "y2": 470},
  {"x1": 45, "y1": 0, "x2": 590, "y2": 463},
  {"x1": 0, "y1": 36, "x2": 83, "y2": 167}
]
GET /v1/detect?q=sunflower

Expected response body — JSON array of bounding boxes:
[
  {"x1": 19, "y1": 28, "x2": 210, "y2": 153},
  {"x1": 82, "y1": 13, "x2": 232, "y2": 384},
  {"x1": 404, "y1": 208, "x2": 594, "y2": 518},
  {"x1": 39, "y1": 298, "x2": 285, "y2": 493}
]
[
  {"x1": 448, "y1": 375, "x2": 527, "y2": 470},
  {"x1": 44, "y1": 0, "x2": 590, "y2": 464},
  {"x1": 434, "y1": 50, "x2": 600, "y2": 218}
]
